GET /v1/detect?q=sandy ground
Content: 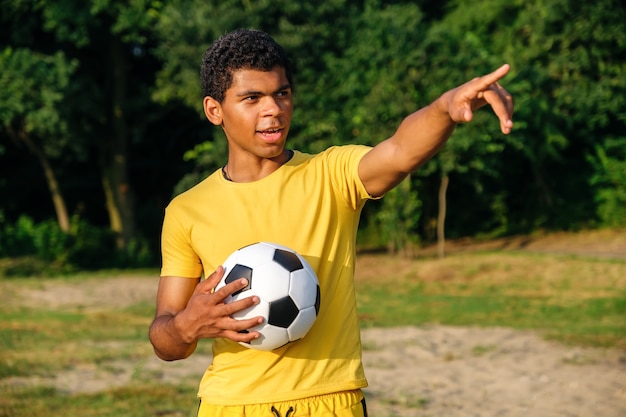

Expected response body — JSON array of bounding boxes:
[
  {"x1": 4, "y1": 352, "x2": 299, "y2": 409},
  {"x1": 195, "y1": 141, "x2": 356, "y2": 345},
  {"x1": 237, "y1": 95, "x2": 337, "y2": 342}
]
[
  {"x1": 3, "y1": 230, "x2": 626, "y2": 416},
  {"x1": 361, "y1": 326, "x2": 625, "y2": 417}
]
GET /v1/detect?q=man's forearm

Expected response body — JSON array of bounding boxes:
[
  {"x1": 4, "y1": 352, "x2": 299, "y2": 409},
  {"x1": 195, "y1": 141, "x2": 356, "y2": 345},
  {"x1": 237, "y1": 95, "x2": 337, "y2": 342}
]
[
  {"x1": 149, "y1": 314, "x2": 198, "y2": 361},
  {"x1": 358, "y1": 94, "x2": 458, "y2": 197},
  {"x1": 391, "y1": 93, "x2": 458, "y2": 172}
]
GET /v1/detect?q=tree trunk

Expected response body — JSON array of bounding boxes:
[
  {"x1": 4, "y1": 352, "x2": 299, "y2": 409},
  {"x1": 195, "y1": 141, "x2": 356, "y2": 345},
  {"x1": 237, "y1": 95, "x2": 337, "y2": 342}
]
[
  {"x1": 437, "y1": 175, "x2": 449, "y2": 259},
  {"x1": 10, "y1": 126, "x2": 70, "y2": 233},
  {"x1": 101, "y1": 35, "x2": 135, "y2": 250}
]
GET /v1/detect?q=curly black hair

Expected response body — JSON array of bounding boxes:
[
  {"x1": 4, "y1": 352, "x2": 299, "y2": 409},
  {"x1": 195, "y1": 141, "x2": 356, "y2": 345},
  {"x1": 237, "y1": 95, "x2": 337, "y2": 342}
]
[{"x1": 201, "y1": 28, "x2": 294, "y2": 103}]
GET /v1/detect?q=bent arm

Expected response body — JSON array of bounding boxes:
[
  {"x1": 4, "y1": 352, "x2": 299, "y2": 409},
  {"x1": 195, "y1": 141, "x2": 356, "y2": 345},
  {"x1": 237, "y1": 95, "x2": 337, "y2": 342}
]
[
  {"x1": 149, "y1": 276, "x2": 200, "y2": 361},
  {"x1": 359, "y1": 64, "x2": 514, "y2": 197},
  {"x1": 149, "y1": 268, "x2": 264, "y2": 361}
]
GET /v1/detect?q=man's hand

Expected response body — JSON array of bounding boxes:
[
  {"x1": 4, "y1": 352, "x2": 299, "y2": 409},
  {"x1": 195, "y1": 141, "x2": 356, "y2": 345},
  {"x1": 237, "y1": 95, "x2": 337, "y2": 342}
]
[
  {"x1": 443, "y1": 64, "x2": 514, "y2": 134},
  {"x1": 174, "y1": 266, "x2": 264, "y2": 344},
  {"x1": 359, "y1": 63, "x2": 515, "y2": 198},
  {"x1": 149, "y1": 267, "x2": 264, "y2": 361}
]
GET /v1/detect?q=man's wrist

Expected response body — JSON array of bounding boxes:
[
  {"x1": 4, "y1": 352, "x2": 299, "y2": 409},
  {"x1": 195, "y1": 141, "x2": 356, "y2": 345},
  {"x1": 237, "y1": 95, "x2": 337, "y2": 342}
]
[
  {"x1": 172, "y1": 311, "x2": 197, "y2": 345},
  {"x1": 433, "y1": 90, "x2": 456, "y2": 123}
]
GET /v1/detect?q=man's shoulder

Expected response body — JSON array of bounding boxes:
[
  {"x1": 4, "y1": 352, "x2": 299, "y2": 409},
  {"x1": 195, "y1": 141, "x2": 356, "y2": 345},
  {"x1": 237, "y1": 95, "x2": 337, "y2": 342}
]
[
  {"x1": 167, "y1": 169, "x2": 221, "y2": 207},
  {"x1": 294, "y1": 144, "x2": 372, "y2": 162},
  {"x1": 314, "y1": 145, "x2": 373, "y2": 168}
]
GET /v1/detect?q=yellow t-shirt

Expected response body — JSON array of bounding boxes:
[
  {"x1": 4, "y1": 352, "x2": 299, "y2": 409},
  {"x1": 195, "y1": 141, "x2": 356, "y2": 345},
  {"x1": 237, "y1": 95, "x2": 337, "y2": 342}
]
[{"x1": 160, "y1": 145, "x2": 373, "y2": 405}]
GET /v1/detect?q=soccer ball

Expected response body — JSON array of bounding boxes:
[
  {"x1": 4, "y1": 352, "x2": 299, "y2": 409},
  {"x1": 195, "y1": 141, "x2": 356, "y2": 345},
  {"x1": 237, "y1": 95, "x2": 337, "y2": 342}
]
[{"x1": 216, "y1": 242, "x2": 321, "y2": 351}]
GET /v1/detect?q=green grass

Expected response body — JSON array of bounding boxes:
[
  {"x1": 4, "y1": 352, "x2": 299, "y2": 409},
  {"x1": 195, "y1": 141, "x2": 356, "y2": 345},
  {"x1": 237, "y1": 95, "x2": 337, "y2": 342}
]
[
  {"x1": 1, "y1": 248, "x2": 625, "y2": 416},
  {"x1": 355, "y1": 251, "x2": 626, "y2": 348},
  {"x1": 357, "y1": 285, "x2": 626, "y2": 347},
  {"x1": 0, "y1": 305, "x2": 153, "y2": 378},
  {"x1": 0, "y1": 385, "x2": 199, "y2": 417}
]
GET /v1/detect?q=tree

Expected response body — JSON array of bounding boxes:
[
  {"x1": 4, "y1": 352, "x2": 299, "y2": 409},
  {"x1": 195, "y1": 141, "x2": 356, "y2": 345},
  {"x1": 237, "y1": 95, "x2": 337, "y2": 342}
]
[
  {"x1": 3, "y1": 0, "x2": 622, "y2": 263},
  {"x1": 1, "y1": 0, "x2": 166, "y2": 250},
  {"x1": 416, "y1": 0, "x2": 626, "y2": 237},
  {"x1": 0, "y1": 47, "x2": 78, "y2": 232}
]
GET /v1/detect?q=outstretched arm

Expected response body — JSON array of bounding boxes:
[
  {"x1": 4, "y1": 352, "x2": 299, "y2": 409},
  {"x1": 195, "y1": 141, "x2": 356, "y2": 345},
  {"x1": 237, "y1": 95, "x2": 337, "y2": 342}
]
[{"x1": 359, "y1": 64, "x2": 514, "y2": 197}]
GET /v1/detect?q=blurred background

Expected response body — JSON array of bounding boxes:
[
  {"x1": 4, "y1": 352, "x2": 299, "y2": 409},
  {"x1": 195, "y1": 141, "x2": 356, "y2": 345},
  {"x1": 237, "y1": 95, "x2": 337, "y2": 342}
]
[{"x1": 1, "y1": 0, "x2": 624, "y2": 275}]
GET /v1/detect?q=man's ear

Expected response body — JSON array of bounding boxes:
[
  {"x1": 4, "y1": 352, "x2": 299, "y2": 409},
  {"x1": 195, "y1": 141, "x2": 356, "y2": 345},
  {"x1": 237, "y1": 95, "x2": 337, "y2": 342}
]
[{"x1": 203, "y1": 96, "x2": 222, "y2": 125}]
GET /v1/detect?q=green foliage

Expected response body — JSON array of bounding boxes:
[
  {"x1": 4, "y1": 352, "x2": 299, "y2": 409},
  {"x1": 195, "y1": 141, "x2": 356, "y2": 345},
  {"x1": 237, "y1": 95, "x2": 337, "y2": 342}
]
[
  {"x1": 589, "y1": 138, "x2": 626, "y2": 227},
  {"x1": 172, "y1": 134, "x2": 229, "y2": 196},
  {"x1": 0, "y1": 216, "x2": 64, "y2": 260},
  {"x1": 375, "y1": 176, "x2": 422, "y2": 254},
  {"x1": 113, "y1": 237, "x2": 155, "y2": 269},
  {"x1": 290, "y1": 1, "x2": 428, "y2": 152},
  {"x1": 1, "y1": 0, "x2": 626, "y2": 255},
  {"x1": 0, "y1": 216, "x2": 154, "y2": 276},
  {"x1": 0, "y1": 47, "x2": 77, "y2": 150},
  {"x1": 410, "y1": 0, "x2": 626, "y2": 236}
]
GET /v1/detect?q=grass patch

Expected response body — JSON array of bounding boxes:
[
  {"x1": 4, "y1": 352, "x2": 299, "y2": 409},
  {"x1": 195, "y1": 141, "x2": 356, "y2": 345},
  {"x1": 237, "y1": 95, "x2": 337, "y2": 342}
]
[
  {"x1": 0, "y1": 307, "x2": 153, "y2": 378},
  {"x1": 0, "y1": 384, "x2": 198, "y2": 417},
  {"x1": 355, "y1": 251, "x2": 626, "y2": 348}
]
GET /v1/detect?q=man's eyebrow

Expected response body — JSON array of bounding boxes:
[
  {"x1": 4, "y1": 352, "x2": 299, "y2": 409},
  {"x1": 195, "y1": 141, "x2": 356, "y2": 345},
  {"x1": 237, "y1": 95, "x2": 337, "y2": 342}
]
[
  {"x1": 236, "y1": 84, "x2": 292, "y2": 97},
  {"x1": 275, "y1": 83, "x2": 292, "y2": 92}
]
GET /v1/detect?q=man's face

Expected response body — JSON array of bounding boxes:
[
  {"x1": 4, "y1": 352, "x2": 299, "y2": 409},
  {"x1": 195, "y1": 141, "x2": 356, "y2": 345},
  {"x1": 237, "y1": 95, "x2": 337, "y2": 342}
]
[{"x1": 211, "y1": 66, "x2": 293, "y2": 162}]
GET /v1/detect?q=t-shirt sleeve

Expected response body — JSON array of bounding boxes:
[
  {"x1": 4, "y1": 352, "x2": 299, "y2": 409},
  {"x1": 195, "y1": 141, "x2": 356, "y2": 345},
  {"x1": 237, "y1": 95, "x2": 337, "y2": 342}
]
[
  {"x1": 323, "y1": 145, "x2": 381, "y2": 210},
  {"x1": 160, "y1": 204, "x2": 203, "y2": 278}
]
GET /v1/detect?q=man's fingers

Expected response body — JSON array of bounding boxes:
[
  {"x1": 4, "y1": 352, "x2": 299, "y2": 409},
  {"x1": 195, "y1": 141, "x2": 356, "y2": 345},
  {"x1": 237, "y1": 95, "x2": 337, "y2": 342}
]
[
  {"x1": 211, "y1": 277, "x2": 250, "y2": 300},
  {"x1": 199, "y1": 267, "x2": 251, "y2": 299},
  {"x1": 219, "y1": 302, "x2": 264, "y2": 342},
  {"x1": 225, "y1": 314, "x2": 264, "y2": 331},
  {"x1": 474, "y1": 64, "x2": 510, "y2": 91},
  {"x1": 482, "y1": 83, "x2": 514, "y2": 134},
  {"x1": 222, "y1": 327, "x2": 262, "y2": 343},
  {"x1": 222, "y1": 294, "x2": 260, "y2": 315},
  {"x1": 197, "y1": 266, "x2": 225, "y2": 293},
  {"x1": 491, "y1": 82, "x2": 514, "y2": 115},
  {"x1": 463, "y1": 64, "x2": 514, "y2": 134}
]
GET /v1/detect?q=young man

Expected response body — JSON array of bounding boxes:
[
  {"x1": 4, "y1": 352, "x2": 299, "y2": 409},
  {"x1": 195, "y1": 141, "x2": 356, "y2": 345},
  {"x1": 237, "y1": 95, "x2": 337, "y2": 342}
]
[{"x1": 149, "y1": 28, "x2": 513, "y2": 417}]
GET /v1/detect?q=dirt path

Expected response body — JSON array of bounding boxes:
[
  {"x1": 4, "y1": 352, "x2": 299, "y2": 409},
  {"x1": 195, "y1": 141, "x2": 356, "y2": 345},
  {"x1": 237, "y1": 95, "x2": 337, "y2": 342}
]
[{"x1": 362, "y1": 326, "x2": 625, "y2": 417}]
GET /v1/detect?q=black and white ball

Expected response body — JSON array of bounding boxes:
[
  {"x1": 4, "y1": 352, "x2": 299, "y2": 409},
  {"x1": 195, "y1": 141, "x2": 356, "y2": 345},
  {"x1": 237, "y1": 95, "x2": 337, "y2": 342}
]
[{"x1": 216, "y1": 242, "x2": 321, "y2": 351}]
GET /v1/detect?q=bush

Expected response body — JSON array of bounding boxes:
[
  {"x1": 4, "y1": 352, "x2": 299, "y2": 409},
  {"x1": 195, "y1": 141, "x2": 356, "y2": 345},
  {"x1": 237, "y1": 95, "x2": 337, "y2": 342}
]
[
  {"x1": 0, "y1": 215, "x2": 38, "y2": 257},
  {"x1": 588, "y1": 139, "x2": 626, "y2": 228},
  {"x1": 0, "y1": 216, "x2": 156, "y2": 276},
  {"x1": 66, "y1": 219, "x2": 117, "y2": 269}
]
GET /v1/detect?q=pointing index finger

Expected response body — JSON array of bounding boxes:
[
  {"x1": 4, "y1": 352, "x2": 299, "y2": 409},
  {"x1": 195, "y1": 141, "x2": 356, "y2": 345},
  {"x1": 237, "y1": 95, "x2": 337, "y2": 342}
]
[{"x1": 476, "y1": 64, "x2": 511, "y2": 90}]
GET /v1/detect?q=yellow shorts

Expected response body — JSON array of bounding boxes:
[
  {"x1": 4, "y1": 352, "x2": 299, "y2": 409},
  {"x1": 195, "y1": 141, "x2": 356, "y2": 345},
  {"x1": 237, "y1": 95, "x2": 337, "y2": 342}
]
[{"x1": 197, "y1": 389, "x2": 367, "y2": 417}]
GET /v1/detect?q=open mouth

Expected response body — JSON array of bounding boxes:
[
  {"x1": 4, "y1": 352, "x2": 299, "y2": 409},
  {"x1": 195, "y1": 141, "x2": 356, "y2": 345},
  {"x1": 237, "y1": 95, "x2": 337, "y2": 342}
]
[{"x1": 258, "y1": 128, "x2": 283, "y2": 142}]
